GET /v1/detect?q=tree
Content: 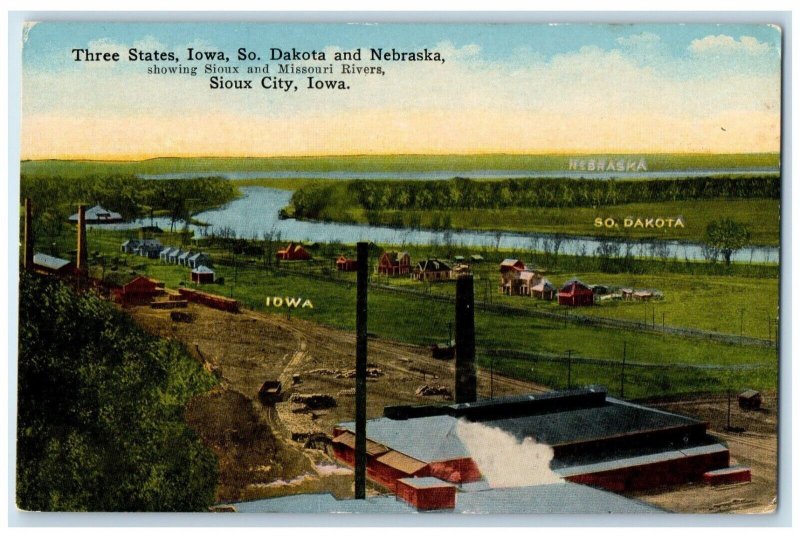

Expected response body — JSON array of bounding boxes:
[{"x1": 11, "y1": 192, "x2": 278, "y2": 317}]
[
  {"x1": 17, "y1": 273, "x2": 218, "y2": 511},
  {"x1": 705, "y1": 218, "x2": 751, "y2": 267}
]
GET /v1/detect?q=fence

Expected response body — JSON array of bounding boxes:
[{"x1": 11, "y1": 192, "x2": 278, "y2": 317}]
[{"x1": 479, "y1": 347, "x2": 777, "y2": 401}]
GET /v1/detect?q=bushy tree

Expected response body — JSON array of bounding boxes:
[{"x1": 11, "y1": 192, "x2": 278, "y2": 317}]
[
  {"x1": 705, "y1": 218, "x2": 751, "y2": 267},
  {"x1": 17, "y1": 273, "x2": 218, "y2": 511}
]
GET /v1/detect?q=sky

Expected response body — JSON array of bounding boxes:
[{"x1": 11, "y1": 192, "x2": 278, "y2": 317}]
[{"x1": 20, "y1": 22, "x2": 782, "y2": 159}]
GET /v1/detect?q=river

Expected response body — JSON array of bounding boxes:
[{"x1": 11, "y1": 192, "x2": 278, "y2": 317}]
[{"x1": 100, "y1": 186, "x2": 779, "y2": 264}]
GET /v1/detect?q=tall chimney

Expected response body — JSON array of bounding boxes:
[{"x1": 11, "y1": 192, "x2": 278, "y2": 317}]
[
  {"x1": 455, "y1": 274, "x2": 477, "y2": 403},
  {"x1": 23, "y1": 198, "x2": 34, "y2": 271},
  {"x1": 354, "y1": 241, "x2": 369, "y2": 499},
  {"x1": 76, "y1": 204, "x2": 88, "y2": 274}
]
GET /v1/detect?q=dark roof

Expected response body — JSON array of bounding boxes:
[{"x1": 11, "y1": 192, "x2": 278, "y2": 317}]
[
  {"x1": 33, "y1": 253, "x2": 72, "y2": 271},
  {"x1": 416, "y1": 259, "x2": 451, "y2": 272}
]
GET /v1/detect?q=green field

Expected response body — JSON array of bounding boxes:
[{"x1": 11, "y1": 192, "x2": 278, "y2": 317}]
[
  {"x1": 306, "y1": 199, "x2": 780, "y2": 246},
  {"x1": 78, "y1": 229, "x2": 778, "y2": 400},
  {"x1": 20, "y1": 152, "x2": 779, "y2": 179}
]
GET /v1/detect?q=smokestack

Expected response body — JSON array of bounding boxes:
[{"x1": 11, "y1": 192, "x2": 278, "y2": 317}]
[
  {"x1": 354, "y1": 241, "x2": 369, "y2": 499},
  {"x1": 23, "y1": 198, "x2": 33, "y2": 271},
  {"x1": 76, "y1": 204, "x2": 88, "y2": 274},
  {"x1": 455, "y1": 274, "x2": 477, "y2": 404}
]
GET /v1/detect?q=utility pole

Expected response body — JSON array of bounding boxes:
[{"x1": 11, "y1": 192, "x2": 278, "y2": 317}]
[
  {"x1": 566, "y1": 350, "x2": 574, "y2": 390},
  {"x1": 620, "y1": 341, "x2": 627, "y2": 398},
  {"x1": 354, "y1": 242, "x2": 369, "y2": 500}
]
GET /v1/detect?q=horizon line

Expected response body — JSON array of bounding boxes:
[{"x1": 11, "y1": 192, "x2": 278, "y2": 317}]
[{"x1": 21, "y1": 150, "x2": 782, "y2": 163}]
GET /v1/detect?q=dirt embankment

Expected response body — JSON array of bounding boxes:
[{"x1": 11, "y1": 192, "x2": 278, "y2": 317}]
[{"x1": 128, "y1": 303, "x2": 545, "y2": 503}]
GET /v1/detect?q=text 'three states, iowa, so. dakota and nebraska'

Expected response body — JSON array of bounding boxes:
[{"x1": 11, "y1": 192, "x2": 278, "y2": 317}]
[{"x1": 71, "y1": 46, "x2": 447, "y2": 91}]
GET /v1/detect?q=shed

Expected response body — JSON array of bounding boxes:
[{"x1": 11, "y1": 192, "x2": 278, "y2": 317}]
[
  {"x1": 469, "y1": 255, "x2": 484, "y2": 263},
  {"x1": 738, "y1": 390, "x2": 762, "y2": 410},
  {"x1": 377, "y1": 251, "x2": 411, "y2": 276},
  {"x1": 531, "y1": 278, "x2": 556, "y2": 300},
  {"x1": 336, "y1": 255, "x2": 358, "y2": 272},
  {"x1": 32, "y1": 252, "x2": 74, "y2": 276},
  {"x1": 396, "y1": 477, "x2": 457, "y2": 511},
  {"x1": 558, "y1": 279, "x2": 594, "y2": 307},
  {"x1": 191, "y1": 265, "x2": 215, "y2": 285}
]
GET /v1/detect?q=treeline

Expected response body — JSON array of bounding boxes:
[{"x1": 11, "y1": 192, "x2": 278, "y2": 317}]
[
  {"x1": 21, "y1": 174, "x2": 238, "y2": 248},
  {"x1": 17, "y1": 273, "x2": 219, "y2": 511},
  {"x1": 290, "y1": 176, "x2": 780, "y2": 217}
]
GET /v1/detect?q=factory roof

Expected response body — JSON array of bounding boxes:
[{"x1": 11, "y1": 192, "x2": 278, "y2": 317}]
[
  {"x1": 346, "y1": 389, "x2": 707, "y2": 467},
  {"x1": 229, "y1": 482, "x2": 664, "y2": 514},
  {"x1": 398, "y1": 477, "x2": 453, "y2": 489},
  {"x1": 339, "y1": 414, "x2": 468, "y2": 463}
]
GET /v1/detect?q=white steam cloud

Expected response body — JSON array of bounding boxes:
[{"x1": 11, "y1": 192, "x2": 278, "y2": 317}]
[{"x1": 456, "y1": 420, "x2": 563, "y2": 488}]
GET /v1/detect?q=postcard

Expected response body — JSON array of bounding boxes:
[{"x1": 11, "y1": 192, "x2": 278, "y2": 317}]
[{"x1": 15, "y1": 19, "x2": 782, "y2": 515}]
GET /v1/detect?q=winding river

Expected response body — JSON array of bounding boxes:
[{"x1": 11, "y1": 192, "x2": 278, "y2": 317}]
[{"x1": 105, "y1": 186, "x2": 779, "y2": 264}]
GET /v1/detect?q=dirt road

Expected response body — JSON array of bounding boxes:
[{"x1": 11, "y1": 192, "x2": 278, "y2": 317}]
[{"x1": 129, "y1": 303, "x2": 545, "y2": 502}]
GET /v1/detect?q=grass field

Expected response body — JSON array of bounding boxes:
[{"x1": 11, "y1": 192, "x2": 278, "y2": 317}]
[
  {"x1": 313, "y1": 198, "x2": 780, "y2": 246},
  {"x1": 20, "y1": 153, "x2": 780, "y2": 179},
  {"x1": 80, "y1": 228, "x2": 778, "y2": 399}
]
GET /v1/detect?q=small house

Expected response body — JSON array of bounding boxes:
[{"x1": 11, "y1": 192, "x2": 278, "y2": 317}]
[
  {"x1": 531, "y1": 278, "x2": 556, "y2": 300},
  {"x1": 32, "y1": 252, "x2": 74, "y2": 276},
  {"x1": 620, "y1": 288, "x2": 634, "y2": 301},
  {"x1": 633, "y1": 290, "x2": 654, "y2": 302},
  {"x1": 469, "y1": 254, "x2": 484, "y2": 263},
  {"x1": 159, "y1": 246, "x2": 176, "y2": 261},
  {"x1": 191, "y1": 265, "x2": 215, "y2": 285},
  {"x1": 277, "y1": 242, "x2": 312, "y2": 261},
  {"x1": 336, "y1": 255, "x2": 358, "y2": 272},
  {"x1": 377, "y1": 251, "x2": 411, "y2": 276},
  {"x1": 168, "y1": 248, "x2": 184, "y2": 265},
  {"x1": 518, "y1": 271, "x2": 542, "y2": 296},
  {"x1": 413, "y1": 259, "x2": 452, "y2": 281},
  {"x1": 135, "y1": 239, "x2": 163, "y2": 259},
  {"x1": 121, "y1": 239, "x2": 141, "y2": 254},
  {"x1": 188, "y1": 252, "x2": 211, "y2": 269},
  {"x1": 177, "y1": 250, "x2": 194, "y2": 266},
  {"x1": 558, "y1": 279, "x2": 594, "y2": 307},
  {"x1": 70, "y1": 204, "x2": 123, "y2": 224},
  {"x1": 499, "y1": 258, "x2": 526, "y2": 274}
]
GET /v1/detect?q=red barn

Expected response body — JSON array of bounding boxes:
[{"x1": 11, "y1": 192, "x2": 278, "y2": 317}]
[
  {"x1": 558, "y1": 279, "x2": 594, "y2": 307},
  {"x1": 336, "y1": 255, "x2": 358, "y2": 272},
  {"x1": 377, "y1": 251, "x2": 411, "y2": 276},
  {"x1": 116, "y1": 276, "x2": 164, "y2": 305},
  {"x1": 276, "y1": 242, "x2": 312, "y2": 261}
]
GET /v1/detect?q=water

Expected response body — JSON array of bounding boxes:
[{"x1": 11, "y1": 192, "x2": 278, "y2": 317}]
[
  {"x1": 137, "y1": 168, "x2": 780, "y2": 181},
  {"x1": 100, "y1": 187, "x2": 779, "y2": 264}
]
